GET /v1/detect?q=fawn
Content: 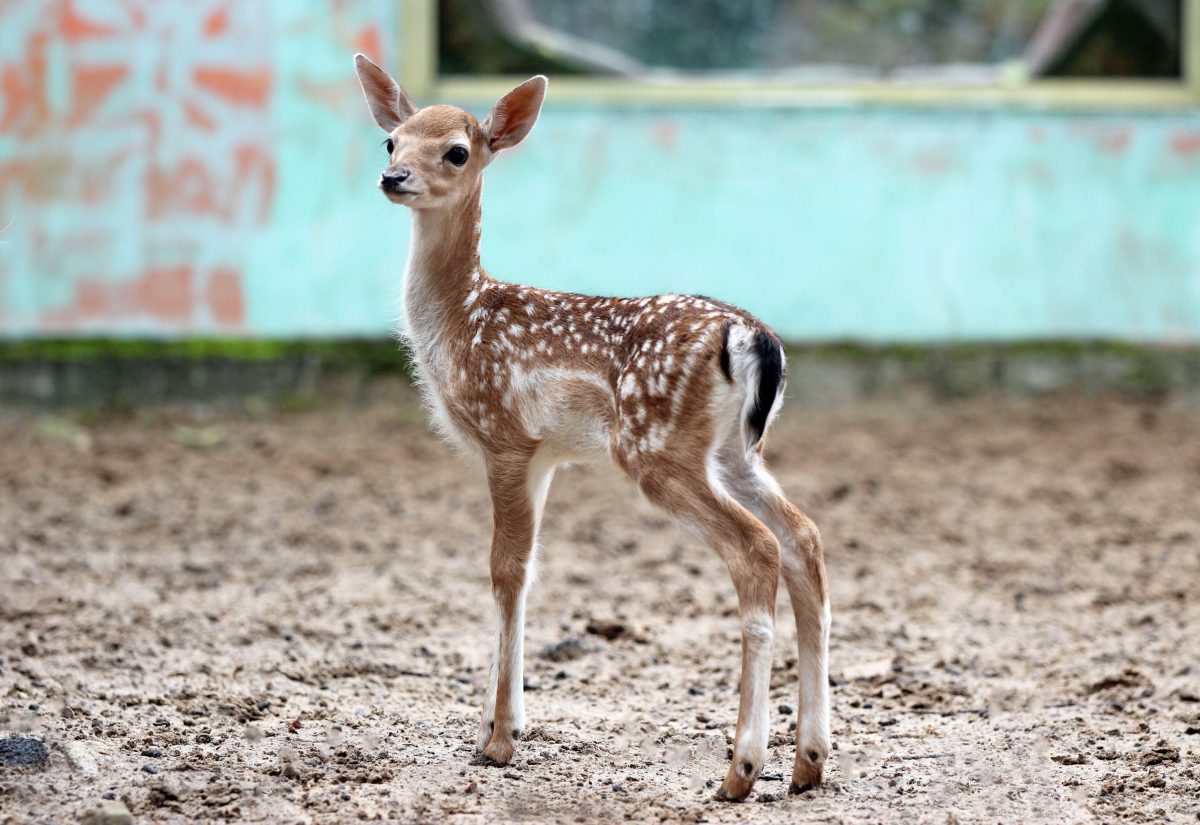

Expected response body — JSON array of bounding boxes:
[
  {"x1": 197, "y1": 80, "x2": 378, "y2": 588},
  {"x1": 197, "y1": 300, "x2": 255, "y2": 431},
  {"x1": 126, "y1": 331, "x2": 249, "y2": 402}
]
[{"x1": 353, "y1": 54, "x2": 830, "y2": 801}]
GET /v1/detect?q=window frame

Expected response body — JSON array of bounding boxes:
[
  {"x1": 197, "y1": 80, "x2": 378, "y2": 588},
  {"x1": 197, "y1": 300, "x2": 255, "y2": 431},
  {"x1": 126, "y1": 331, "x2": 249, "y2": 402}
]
[{"x1": 401, "y1": 0, "x2": 1200, "y2": 108}]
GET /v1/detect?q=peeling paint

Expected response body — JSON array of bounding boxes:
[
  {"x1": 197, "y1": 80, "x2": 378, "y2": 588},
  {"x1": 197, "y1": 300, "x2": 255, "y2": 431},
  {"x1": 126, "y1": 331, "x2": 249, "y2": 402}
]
[{"x1": 0, "y1": 2, "x2": 1198, "y2": 343}]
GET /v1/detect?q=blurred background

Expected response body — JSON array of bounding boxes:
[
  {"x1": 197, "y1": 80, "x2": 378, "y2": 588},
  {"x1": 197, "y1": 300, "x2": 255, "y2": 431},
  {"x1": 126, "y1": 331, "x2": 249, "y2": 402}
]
[
  {"x1": 0, "y1": 0, "x2": 1198, "y2": 403},
  {"x1": 3, "y1": 5, "x2": 1200, "y2": 823}
]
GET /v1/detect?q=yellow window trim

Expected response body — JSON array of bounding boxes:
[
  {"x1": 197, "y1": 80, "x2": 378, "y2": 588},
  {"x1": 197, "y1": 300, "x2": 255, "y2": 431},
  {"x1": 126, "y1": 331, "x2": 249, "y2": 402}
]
[{"x1": 403, "y1": 0, "x2": 1200, "y2": 109}]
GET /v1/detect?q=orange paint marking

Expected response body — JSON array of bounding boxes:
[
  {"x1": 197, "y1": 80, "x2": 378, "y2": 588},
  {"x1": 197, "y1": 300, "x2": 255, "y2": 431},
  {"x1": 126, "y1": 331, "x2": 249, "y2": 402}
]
[
  {"x1": 185, "y1": 101, "x2": 218, "y2": 131},
  {"x1": 68, "y1": 64, "x2": 128, "y2": 126},
  {"x1": 61, "y1": 0, "x2": 118, "y2": 40},
  {"x1": 193, "y1": 66, "x2": 271, "y2": 107},
  {"x1": 146, "y1": 158, "x2": 219, "y2": 219},
  {"x1": 355, "y1": 26, "x2": 382, "y2": 62},
  {"x1": 136, "y1": 266, "x2": 194, "y2": 321},
  {"x1": 1096, "y1": 128, "x2": 1131, "y2": 154},
  {"x1": 205, "y1": 5, "x2": 231, "y2": 38},
  {"x1": 232, "y1": 144, "x2": 276, "y2": 223},
  {"x1": 0, "y1": 32, "x2": 50, "y2": 133},
  {"x1": 41, "y1": 267, "x2": 197, "y2": 326},
  {"x1": 207, "y1": 267, "x2": 245, "y2": 325},
  {"x1": 1168, "y1": 131, "x2": 1200, "y2": 157}
]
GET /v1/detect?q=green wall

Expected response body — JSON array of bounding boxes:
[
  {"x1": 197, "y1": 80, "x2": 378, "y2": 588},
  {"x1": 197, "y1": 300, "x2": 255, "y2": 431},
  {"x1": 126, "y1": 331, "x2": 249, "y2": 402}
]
[{"x1": 2, "y1": 2, "x2": 1198, "y2": 342}]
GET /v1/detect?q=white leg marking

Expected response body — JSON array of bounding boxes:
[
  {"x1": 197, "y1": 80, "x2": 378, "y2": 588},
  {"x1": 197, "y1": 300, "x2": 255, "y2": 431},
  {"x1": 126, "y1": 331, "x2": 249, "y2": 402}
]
[{"x1": 735, "y1": 609, "x2": 775, "y2": 768}]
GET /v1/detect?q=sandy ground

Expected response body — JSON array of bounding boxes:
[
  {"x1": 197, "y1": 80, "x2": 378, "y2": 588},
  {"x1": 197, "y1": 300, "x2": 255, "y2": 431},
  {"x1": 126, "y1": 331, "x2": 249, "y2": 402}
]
[{"x1": 1, "y1": 387, "x2": 1198, "y2": 824}]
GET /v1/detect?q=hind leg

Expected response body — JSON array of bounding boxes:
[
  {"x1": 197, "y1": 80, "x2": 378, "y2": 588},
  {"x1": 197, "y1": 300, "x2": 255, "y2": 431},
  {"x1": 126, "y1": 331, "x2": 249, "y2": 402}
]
[
  {"x1": 637, "y1": 462, "x2": 781, "y2": 802},
  {"x1": 719, "y1": 442, "x2": 831, "y2": 793}
]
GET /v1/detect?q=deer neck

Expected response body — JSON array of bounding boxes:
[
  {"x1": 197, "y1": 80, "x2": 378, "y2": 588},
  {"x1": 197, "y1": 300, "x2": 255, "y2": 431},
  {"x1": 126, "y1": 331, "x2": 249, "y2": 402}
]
[{"x1": 403, "y1": 182, "x2": 485, "y2": 360}]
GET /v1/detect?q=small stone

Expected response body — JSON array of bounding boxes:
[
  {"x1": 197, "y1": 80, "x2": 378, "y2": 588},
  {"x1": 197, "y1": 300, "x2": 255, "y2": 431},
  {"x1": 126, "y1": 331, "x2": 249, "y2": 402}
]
[
  {"x1": 778, "y1": 704, "x2": 793, "y2": 715},
  {"x1": 0, "y1": 737, "x2": 49, "y2": 768},
  {"x1": 539, "y1": 638, "x2": 588, "y2": 663},
  {"x1": 140, "y1": 748, "x2": 162, "y2": 758},
  {"x1": 1050, "y1": 753, "x2": 1089, "y2": 765},
  {"x1": 142, "y1": 764, "x2": 158, "y2": 774},
  {"x1": 79, "y1": 800, "x2": 133, "y2": 825},
  {"x1": 585, "y1": 619, "x2": 626, "y2": 641},
  {"x1": 62, "y1": 741, "x2": 102, "y2": 776},
  {"x1": 149, "y1": 780, "x2": 181, "y2": 805}
]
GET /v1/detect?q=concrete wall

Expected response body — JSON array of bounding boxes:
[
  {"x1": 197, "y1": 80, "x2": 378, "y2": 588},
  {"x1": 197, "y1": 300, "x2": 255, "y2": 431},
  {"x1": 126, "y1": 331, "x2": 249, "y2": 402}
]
[{"x1": 2, "y1": 2, "x2": 1199, "y2": 342}]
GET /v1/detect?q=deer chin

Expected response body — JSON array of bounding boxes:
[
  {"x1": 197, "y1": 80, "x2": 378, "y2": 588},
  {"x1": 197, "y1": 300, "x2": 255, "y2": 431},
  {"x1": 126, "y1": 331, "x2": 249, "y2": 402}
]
[{"x1": 383, "y1": 188, "x2": 422, "y2": 205}]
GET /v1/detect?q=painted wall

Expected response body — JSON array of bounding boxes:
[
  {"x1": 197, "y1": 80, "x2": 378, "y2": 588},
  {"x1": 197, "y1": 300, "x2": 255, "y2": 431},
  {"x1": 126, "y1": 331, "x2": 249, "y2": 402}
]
[{"x1": 2, "y1": 2, "x2": 1199, "y2": 342}]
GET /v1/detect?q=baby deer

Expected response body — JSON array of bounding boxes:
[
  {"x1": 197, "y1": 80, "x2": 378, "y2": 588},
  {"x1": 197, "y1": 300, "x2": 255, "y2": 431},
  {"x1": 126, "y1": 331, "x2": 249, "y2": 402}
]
[{"x1": 354, "y1": 54, "x2": 830, "y2": 801}]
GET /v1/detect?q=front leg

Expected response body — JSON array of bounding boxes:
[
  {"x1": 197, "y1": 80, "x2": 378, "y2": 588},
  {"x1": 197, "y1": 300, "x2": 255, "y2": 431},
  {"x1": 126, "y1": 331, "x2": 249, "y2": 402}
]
[{"x1": 475, "y1": 451, "x2": 554, "y2": 765}]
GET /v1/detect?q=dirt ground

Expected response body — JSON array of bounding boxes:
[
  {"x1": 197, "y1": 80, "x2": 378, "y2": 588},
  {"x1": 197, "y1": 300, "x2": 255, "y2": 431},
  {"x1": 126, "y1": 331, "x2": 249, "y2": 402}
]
[{"x1": 1, "y1": 387, "x2": 1198, "y2": 824}]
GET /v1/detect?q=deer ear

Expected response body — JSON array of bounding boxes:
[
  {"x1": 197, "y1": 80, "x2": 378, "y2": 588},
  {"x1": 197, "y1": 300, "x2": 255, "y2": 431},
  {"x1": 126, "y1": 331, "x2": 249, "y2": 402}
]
[
  {"x1": 354, "y1": 53, "x2": 416, "y2": 132},
  {"x1": 482, "y1": 75, "x2": 547, "y2": 152}
]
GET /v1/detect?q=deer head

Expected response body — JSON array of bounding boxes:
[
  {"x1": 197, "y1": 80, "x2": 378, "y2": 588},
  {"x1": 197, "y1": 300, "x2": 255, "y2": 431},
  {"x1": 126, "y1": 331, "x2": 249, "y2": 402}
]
[{"x1": 353, "y1": 54, "x2": 546, "y2": 210}]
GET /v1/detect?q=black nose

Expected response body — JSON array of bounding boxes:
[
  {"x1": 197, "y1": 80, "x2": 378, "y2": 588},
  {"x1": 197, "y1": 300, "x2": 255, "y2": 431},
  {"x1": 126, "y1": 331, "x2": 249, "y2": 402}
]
[{"x1": 381, "y1": 169, "x2": 411, "y2": 189}]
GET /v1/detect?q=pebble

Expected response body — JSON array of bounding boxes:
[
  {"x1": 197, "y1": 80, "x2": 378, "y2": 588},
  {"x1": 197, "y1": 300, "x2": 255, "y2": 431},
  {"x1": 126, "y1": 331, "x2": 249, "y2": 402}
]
[
  {"x1": 62, "y1": 741, "x2": 102, "y2": 776},
  {"x1": 0, "y1": 737, "x2": 49, "y2": 768},
  {"x1": 585, "y1": 619, "x2": 626, "y2": 641},
  {"x1": 778, "y1": 704, "x2": 793, "y2": 715},
  {"x1": 141, "y1": 764, "x2": 158, "y2": 774},
  {"x1": 79, "y1": 800, "x2": 133, "y2": 825},
  {"x1": 140, "y1": 748, "x2": 163, "y2": 758},
  {"x1": 539, "y1": 638, "x2": 588, "y2": 663}
]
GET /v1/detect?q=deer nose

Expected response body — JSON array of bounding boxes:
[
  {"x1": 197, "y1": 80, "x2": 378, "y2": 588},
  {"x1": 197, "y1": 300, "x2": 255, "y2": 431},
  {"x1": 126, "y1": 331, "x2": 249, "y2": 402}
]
[{"x1": 381, "y1": 169, "x2": 411, "y2": 189}]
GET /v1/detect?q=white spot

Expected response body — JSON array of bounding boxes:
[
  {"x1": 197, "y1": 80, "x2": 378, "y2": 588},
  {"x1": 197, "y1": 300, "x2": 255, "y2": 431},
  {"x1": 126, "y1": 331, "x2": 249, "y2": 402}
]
[{"x1": 620, "y1": 372, "x2": 639, "y2": 399}]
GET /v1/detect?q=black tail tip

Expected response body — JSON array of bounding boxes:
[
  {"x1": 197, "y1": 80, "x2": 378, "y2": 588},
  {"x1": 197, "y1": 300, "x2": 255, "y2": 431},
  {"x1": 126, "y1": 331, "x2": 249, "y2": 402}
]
[{"x1": 748, "y1": 329, "x2": 784, "y2": 445}]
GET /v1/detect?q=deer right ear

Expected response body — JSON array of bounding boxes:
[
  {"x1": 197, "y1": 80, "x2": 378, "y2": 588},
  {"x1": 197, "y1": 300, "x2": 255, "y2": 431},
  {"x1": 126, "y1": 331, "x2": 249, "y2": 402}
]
[{"x1": 354, "y1": 53, "x2": 416, "y2": 132}]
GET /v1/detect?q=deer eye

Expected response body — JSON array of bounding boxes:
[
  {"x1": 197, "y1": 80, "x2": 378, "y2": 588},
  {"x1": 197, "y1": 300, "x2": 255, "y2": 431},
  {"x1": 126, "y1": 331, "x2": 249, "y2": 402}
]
[
  {"x1": 385, "y1": 138, "x2": 394, "y2": 155},
  {"x1": 445, "y1": 146, "x2": 469, "y2": 166}
]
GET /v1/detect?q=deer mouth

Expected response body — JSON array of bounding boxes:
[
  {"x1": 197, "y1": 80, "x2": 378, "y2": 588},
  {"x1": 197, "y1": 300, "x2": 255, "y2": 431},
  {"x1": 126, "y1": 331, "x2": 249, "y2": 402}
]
[{"x1": 383, "y1": 187, "x2": 422, "y2": 203}]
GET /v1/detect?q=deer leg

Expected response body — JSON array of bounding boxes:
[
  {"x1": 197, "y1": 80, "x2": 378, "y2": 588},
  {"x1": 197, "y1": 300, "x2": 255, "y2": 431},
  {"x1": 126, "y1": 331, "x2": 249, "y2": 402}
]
[
  {"x1": 719, "y1": 447, "x2": 831, "y2": 793},
  {"x1": 638, "y1": 465, "x2": 780, "y2": 802},
  {"x1": 474, "y1": 450, "x2": 555, "y2": 766}
]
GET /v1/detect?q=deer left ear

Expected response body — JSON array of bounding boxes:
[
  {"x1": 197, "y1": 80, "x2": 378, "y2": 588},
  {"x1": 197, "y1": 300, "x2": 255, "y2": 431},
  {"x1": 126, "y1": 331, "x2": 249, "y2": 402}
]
[{"x1": 482, "y1": 75, "x2": 547, "y2": 153}]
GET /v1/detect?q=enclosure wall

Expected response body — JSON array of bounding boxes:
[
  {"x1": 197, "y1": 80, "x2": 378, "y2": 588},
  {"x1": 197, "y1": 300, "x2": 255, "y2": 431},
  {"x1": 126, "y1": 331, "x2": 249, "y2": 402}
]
[{"x1": 2, "y1": 2, "x2": 1199, "y2": 342}]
